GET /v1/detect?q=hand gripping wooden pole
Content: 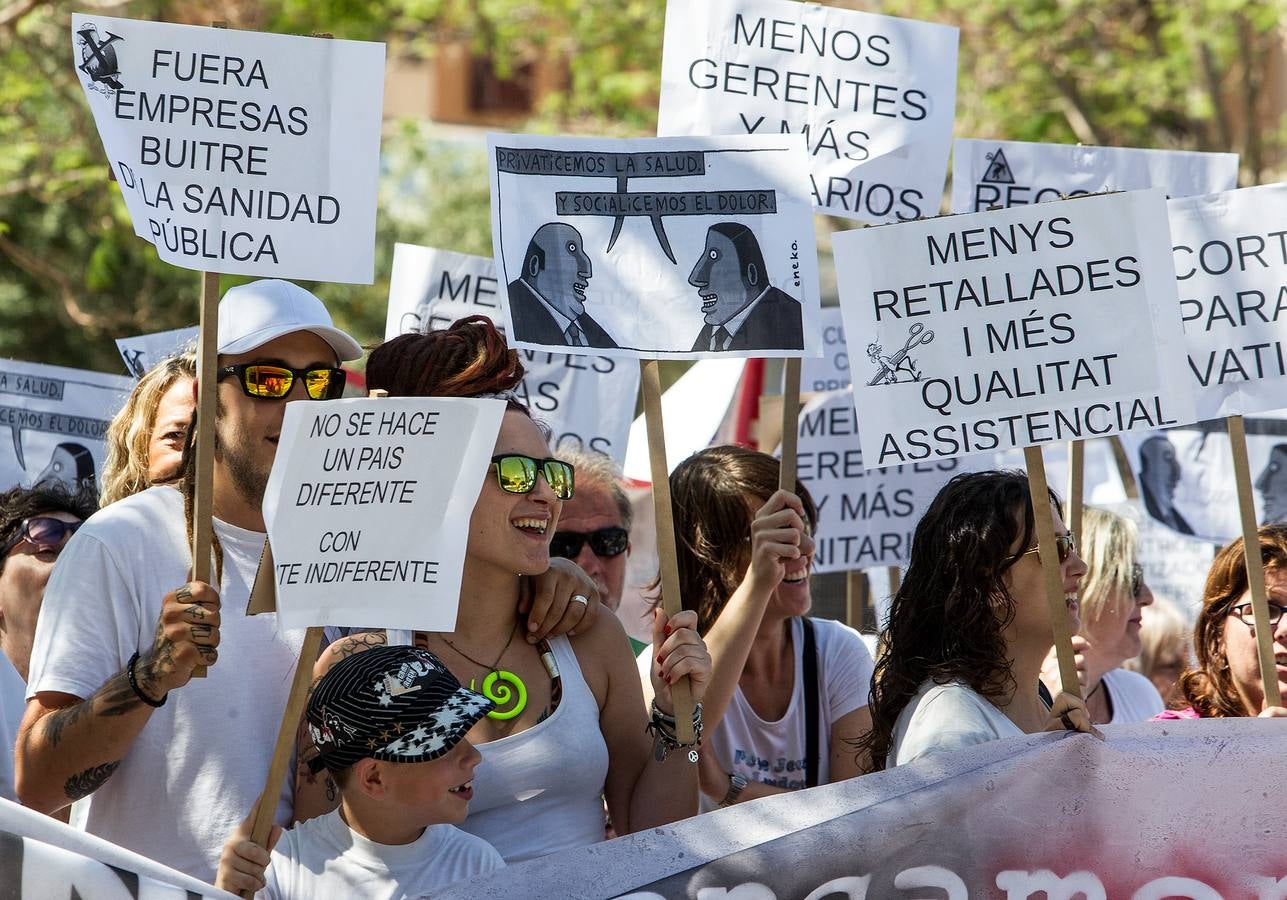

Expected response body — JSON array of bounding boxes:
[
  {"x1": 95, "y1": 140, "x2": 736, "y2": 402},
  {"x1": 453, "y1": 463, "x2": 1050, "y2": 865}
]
[
  {"x1": 640, "y1": 360, "x2": 696, "y2": 744},
  {"x1": 1227, "y1": 414, "x2": 1282, "y2": 708},
  {"x1": 1024, "y1": 445, "x2": 1082, "y2": 699}
]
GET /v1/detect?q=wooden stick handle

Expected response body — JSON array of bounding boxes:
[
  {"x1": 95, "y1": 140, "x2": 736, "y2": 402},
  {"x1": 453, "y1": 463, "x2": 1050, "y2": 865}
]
[
  {"x1": 639, "y1": 360, "x2": 695, "y2": 744},
  {"x1": 191, "y1": 270, "x2": 220, "y2": 677},
  {"x1": 1024, "y1": 445, "x2": 1082, "y2": 699},
  {"x1": 778, "y1": 359, "x2": 801, "y2": 491},
  {"x1": 1227, "y1": 415, "x2": 1282, "y2": 708},
  {"x1": 1108, "y1": 435, "x2": 1140, "y2": 500},
  {"x1": 1066, "y1": 440, "x2": 1084, "y2": 544}
]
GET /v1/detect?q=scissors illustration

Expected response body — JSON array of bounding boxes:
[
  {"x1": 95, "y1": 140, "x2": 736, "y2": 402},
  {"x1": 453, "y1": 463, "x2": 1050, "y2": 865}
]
[{"x1": 867, "y1": 324, "x2": 934, "y2": 386}]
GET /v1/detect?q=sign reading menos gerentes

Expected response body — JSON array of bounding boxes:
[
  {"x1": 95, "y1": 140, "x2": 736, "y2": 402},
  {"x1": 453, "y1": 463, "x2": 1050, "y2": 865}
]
[{"x1": 71, "y1": 14, "x2": 385, "y2": 283}]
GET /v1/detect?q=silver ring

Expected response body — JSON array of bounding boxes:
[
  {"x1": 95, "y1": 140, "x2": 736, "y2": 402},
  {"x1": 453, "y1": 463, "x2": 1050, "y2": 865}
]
[{"x1": 571, "y1": 594, "x2": 590, "y2": 606}]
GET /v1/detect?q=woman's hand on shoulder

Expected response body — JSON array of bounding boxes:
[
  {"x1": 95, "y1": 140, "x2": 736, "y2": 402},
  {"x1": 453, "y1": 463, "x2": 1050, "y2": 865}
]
[
  {"x1": 746, "y1": 490, "x2": 814, "y2": 595},
  {"x1": 519, "y1": 557, "x2": 601, "y2": 643},
  {"x1": 1043, "y1": 691, "x2": 1104, "y2": 739},
  {"x1": 649, "y1": 608, "x2": 712, "y2": 714}
]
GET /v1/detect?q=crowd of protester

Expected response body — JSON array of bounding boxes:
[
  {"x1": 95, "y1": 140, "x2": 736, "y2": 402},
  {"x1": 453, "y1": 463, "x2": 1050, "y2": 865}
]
[{"x1": 1, "y1": 279, "x2": 1283, "y2": 897}]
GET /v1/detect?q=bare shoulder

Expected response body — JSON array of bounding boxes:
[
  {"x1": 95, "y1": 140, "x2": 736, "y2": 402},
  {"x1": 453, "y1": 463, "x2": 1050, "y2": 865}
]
[
  {"x1": 568, "y1": 613, "x2": 637, "y2": 706},
  {"x1": 314, "y1": 630, "x2": 388, "y2": 680}
]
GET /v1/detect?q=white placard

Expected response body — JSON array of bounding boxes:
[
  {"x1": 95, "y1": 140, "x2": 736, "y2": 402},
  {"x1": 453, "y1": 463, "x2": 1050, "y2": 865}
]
[
  {"x1": 1169, "y1": 183, "x2": 1287, "y2": 420},
  {"x1": 72, "y1": 14, "x2": 384, "y2": 283},
  {"x1": 951, "y1": 139, "x2": 1239, "y2": 213},
  {"x1": 800, "y1": 307, "x2": 851, "y2": 392},
  {"x1": 385, "y1": 243, "x2": 640, "y2": 461},
  {"x1": 0, "y1": 359, "x2": 131, "y2": 491},
  {"x1": 836, "y1": 189, "x2": 1197, "y2": 467},
  {"x1": 262, "y1": 397, "x2": 505, "y2": 631},
  {"x1": 488, "y1": 133, "x2": 821, "y2": 359},
  {"x1": 659, "y1": 0, "x2": 958, "y2": 224},
  {"x1": 796, "y1": 390, "x2": 981, "y2": 572},
  {"x1": 115, "y1": 326, "x2": 197, "y2": 377}
]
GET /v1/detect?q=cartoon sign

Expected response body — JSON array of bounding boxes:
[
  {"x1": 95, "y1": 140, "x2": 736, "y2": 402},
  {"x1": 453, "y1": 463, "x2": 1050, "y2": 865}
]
[
  {"x1": 1168, "y1": 183, "x2": 1287, "y2": 421},
  {"x1": 262, "y1": 397, "x2": 504, "y2": 632},
  {"x1": 951, "y1": 139, "x2": 1239, "y2": 213},
  {"x1": 386, "y1": 243, "x2": 640, "y2": 462},
  {"x1": 71, "y1": 15, "x2": 385, "y2": 283},
  {"x1": 115, "y1": 326, "x2": 197, "y2": 377},
  {"x1": 835, "y1": 189, "x2": 1196, "y2": 467},
  {"x1": 658, "y1": 0, "x2": 958, "y2": 224},
  {"x1": 0, "y1": 359, "x2": 131, "y2": 492},
  {"x1": 488, "y1": 133, "x2": 821, "y2": 359}
]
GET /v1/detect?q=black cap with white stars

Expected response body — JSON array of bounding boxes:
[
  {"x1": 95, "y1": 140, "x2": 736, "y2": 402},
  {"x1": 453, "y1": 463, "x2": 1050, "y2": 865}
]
[{"x1": 306, "y1": 645, "x2": 492, "y2": 774}]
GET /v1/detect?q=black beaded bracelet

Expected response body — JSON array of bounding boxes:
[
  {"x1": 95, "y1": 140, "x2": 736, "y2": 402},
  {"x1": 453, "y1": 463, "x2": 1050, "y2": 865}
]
[{"x1": 126, "y1": 651, "x2": 166, "y2": 708}]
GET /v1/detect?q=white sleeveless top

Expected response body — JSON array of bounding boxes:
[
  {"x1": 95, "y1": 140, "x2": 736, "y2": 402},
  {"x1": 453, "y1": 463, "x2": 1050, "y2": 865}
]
[{"x1": 460, "y1": 636, "x2": 610, "y2": 864}]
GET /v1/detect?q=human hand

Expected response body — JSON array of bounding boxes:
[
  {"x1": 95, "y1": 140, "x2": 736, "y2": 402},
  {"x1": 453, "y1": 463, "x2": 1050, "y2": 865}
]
[
  {"x1": 136, "y1": 581, "x2": 220, "y2": 697},
  {"x1": 1043, "y1": 691, "x2": 1103, "y2": 740},
  {"x1": 519, "y1": 557, "x2": 601, "y2": 643},
  {"x1": 650, "y1": 608, "x2": 712, "y2": 713},
  {"x1": 215, "y1": 809, "x2": 281, "y2": 896},
  {"x1": 746, "y1": 490, "x2": 813, "y2": 595}
]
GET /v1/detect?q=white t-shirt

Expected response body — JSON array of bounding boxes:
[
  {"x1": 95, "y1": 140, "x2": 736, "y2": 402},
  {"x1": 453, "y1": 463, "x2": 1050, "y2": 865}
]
[
  {"x1": 699, "y1": 617, "x2": 873, "y2": 811},
  {"x1": 890, "y1": 679, "x2": 1025, "y2": 766},
  {"x1": 27, "y1": 486, "x2": 304, "y2": 882},
  {"x1": 1102, "y1": 667, "x2": 1164, "y2": 723},
  {"x1": 0, "y1": 652, "x2": 25, "y2": 803},
  {"x1": 262, "y1": 808, "x2": 504, "y2": 900}
]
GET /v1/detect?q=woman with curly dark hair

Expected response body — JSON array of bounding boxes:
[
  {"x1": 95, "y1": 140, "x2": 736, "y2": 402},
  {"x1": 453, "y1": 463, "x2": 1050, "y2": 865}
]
[
  {"x1": 861, "y1": 470, "x2": 1098, "y2": 770},
  {"x1": 1156, "y1": 526, "x2": 1287, "y2": 720}
]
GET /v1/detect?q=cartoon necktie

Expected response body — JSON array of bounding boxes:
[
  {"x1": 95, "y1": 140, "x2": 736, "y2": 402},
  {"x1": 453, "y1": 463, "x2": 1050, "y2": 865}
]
[
  {"x1": 564, "y1": 323, "x2": 587, "y2": 347},
  {"x1": 709, "y1": 327, "x2": 732, "y2": 352}
]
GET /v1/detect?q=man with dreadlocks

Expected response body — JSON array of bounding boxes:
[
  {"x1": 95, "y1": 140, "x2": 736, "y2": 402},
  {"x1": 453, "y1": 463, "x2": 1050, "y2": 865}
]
[{"x1": 15, "y1": 280, "x2": 363, "y2": 882}]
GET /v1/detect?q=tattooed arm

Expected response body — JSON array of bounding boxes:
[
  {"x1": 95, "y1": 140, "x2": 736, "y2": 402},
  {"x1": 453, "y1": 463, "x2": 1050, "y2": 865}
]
[{"x1": 16, "y1": 581, "x2": 221, "y2": 813}]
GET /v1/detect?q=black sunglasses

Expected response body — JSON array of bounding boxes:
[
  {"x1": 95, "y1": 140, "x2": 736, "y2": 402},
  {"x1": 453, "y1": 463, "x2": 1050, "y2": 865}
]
[
  {"x1": 550, "y1": 526, "x2": 629, "y2": 560},
  {"x1": 490, "y1": 454, "x2": 575, "y2": 500},
  {"x1": 1022, "y1": 531, "x2": 1076, "y2": 564},
  {"x1": 218, "y1": 364, "x2": 346, "y2": 401},
  {"x1": 3, "y1": 517, "x2": 81, "y2": 556}
]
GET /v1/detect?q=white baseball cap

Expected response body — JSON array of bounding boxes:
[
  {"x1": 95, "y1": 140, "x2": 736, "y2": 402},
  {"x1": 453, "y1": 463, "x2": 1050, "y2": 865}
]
[{"x1": 217, "y1": 279, "x2": 363, "y2": 361}]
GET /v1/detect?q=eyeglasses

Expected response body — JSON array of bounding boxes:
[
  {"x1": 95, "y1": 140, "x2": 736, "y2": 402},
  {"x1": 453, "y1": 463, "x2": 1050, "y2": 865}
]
[
  {"x1": 1131, "y1": 563, "x2": 1144, "y2": 599},
  {"x1": 490, "y1": 455, "x2": 575, "y2": 500},
  {"x1": 1230, "y1": 602, "x2": 1286, "y2": 628},
  {"x1": 550, "y1": 526, "x2": 629, "y2": 560},
  {"x1": 1022, "y1": 531, "x2": 1077, "y2": 564},
  {"x1": 2, "y1": 517, "x2": 81, "y2": 556},
  {"x1": 217, "y1": 364, "x2": 346, "y2": 401}
]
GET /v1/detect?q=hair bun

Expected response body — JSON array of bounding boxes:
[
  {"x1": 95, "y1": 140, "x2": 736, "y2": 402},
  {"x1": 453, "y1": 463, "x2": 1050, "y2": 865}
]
[{"x1": 367, "y1": 316, "x2": 526, "y2": 400}]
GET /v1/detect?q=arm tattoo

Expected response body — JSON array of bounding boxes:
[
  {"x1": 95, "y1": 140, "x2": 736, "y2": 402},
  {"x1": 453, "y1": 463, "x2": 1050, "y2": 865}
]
[
  {"x1": 334, "y1": 631, "x2": 386, "y2": 660},
  {"x1": 64, "y1": 761, "x2": 120, "y2": 800},
  {"x1": 95, "y1": 671, "x2": 145, "y2": 717},
  {"x1": 42, "y1": 701, "x2": 88, "y2": 748}
]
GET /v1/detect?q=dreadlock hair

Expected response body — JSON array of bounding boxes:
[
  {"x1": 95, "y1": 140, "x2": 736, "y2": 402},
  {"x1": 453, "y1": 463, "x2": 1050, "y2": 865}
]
[
  {"x1": 366, "y1": 316, "x2": 527, "y2": 410},
  {"x1": 858, "y1": 470, "x2": 1060, "y2": 771},
  {"x1": 661, "y1": 445, "x2": 816, "y2": 635}
]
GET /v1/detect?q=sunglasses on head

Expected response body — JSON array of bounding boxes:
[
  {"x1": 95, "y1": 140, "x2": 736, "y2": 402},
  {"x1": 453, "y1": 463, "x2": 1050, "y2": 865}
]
[
  {"x1": 490, "y1": 454, "x2": 575, "y2": 500},
  {"x1": 3, "y1": 517, "x2": 81, "y2": 556},
  {"x1": 550, "y1": 526, "x2": 629, "y2": 560},
  {"x1": 1022, "y1": 531, "x2": 1076, "y2": 564},
  {"x1": 218, "y1": 364, "x2": 346, "y2": 401}
]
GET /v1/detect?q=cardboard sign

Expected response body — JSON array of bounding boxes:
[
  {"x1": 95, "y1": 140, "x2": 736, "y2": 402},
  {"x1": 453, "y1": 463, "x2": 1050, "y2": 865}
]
[
  {"x1": 262, "y1": 397, "x2": 504, "y2": 632},
  {"x1": 835, "y1": 189, "x2": 1196, "y2": 467},
  {"x1": 115, "y1": 326, "x2": 198, "y2": 377},
  {"x1": 385, "y1": 243, "x2": 640, "y2": 461},
  {"x1": 1119, "y1": 415, "x2": 1287, "y2": 543},
  {"x1": 71, "y1": 15, "x2": 384, "y2": 283},
  {"x1": 1169, "y1": 184, "x2": 1287, "y2": 420},
  {"x1": 488, "y1": 133, "x2": 821, "y2": 359},
  {"x1": 0, "y1": 359, "x2": 131, "y2": 491},
  {"x1": 658, "y1": 0, "x2": 958, "y2": 224},
  {"x1": 952, "y1": 139, "x2": 1239, "y2": 213},
  {"x1": 796, "y1": 390, "x2": 980, "y2": 572},
  {"x1": 800, "y1": 307, "x2": 851, "y2": 392},
  {"x1": 442, "y1": 722, "x2": 1287, "y2": 899}
]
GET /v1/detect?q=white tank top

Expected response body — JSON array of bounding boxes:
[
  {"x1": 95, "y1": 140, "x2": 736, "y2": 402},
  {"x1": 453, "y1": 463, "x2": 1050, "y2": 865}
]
[{"x1": 460, "y1": 636, "x2": 610, "y2": 864}]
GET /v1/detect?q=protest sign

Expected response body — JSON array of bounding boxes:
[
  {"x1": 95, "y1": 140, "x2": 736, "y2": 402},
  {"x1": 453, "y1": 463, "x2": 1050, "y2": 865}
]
[
  {"x1": 658, "y1": 0, "x2": 958, "y2": 224},
  {"x1": 386, "y1": 243, "x2": 640, "y2": 462},
  {"x1": 835, "y1": 189, "x2": 1196, "y2": 468},
  {"x1": 952, "y1": 139, "x2": 1239, "y2": 213},
  {"x1": 801, "y1": 307, "x2": 850, "y2": 392},
  {"x1": 115, "y1": 326, "x2": 198, "y2": 377},
  {"x1": 261, "y1": 396, "x2": 505, "y2": 632},
  {"x1": 1104, "y1": 501, "x2": 1214, "y2": 618},
  {"x1": 796, "y1": 390, "x2": 981, "y2": 572},
  {"x1": 0, "y1": 796, "x2": 230, "y2": 898},
  {"x1": 488, "y1": 133, "x2": 821, "y2": 359},
  {"x1": 0, "y1": 359, "x2": 131, "y2": 492},
  {"x1": 444, "y1": 721, "x2": 1287, "y2": 900},
  {"x1": 71, "y1": 14, "x2": 384, "y2": 283},
  {"x1": 1169, "y1": 184, "x2": 1287, "y2": 420}
]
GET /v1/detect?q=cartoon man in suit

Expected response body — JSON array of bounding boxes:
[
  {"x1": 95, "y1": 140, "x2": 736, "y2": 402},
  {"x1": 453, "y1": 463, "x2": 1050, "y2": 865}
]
[
  {"x1": 689, "y1": 223, "x2": 803, "y2": 353},
  {"x1": 507, "y1": 223, "x2": 617, "y2": 349}
]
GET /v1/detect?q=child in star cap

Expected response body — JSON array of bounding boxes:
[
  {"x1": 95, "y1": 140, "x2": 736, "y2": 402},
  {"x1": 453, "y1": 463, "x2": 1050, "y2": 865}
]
[{"x1": 215, "y1": 646, "x2": 504, "y2": 898}]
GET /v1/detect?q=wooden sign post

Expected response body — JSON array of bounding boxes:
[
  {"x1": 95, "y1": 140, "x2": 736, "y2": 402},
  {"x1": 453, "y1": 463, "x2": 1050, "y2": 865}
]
[
  {"x1": 1065, "y1": 439, "x2": 1085, "y2": 545},
  {"x1": 1025, "y1": 445, "x2": 1082, "y2": 699},
  {"x1": 1108, "y1": 435, "x2": 1140, "y2": 500},
  {"x1": 778, "y1": 359, "x2": 801, "y2": 491},
  {"x1": 1226, "y1": 414, "x2": 1283, "y2": 708},
  {"x1": 640, "y1": 361, "x2": 697, "y2": 744},
  {"x1": 189, "y1": 270, "x2": 220, "y2": 678}
]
